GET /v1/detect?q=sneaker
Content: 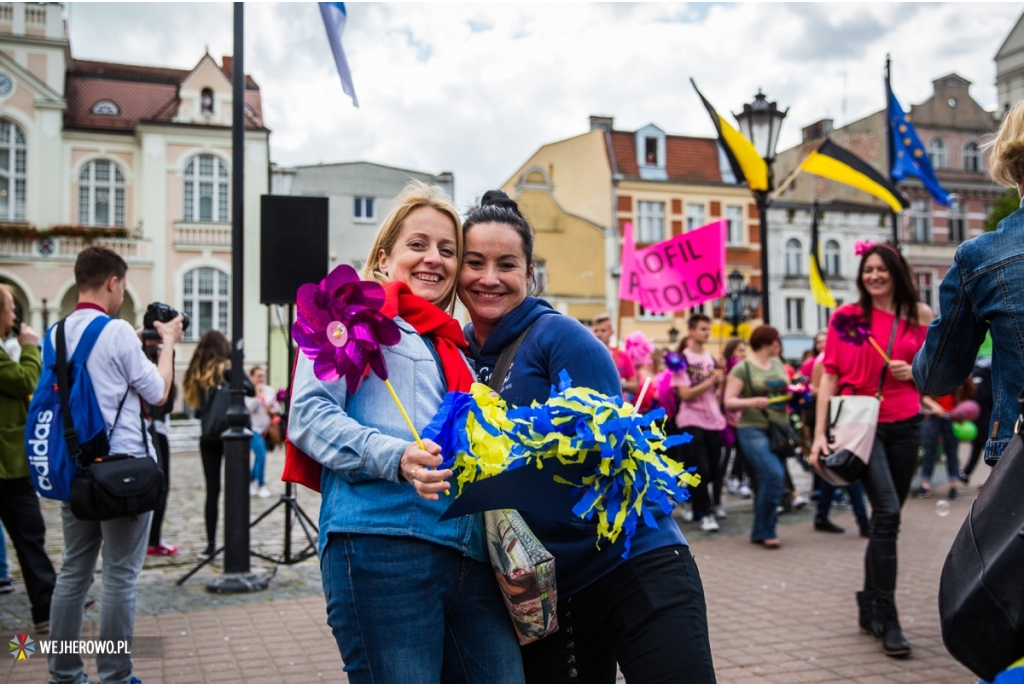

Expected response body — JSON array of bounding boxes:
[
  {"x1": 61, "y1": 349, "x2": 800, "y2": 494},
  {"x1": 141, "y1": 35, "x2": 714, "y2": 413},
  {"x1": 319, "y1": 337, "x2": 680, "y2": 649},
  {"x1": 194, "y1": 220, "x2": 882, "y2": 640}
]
[
  {"x1": 726, "y1": 477, "x2": 739, "y2": 495},
  {"x1": 714, "y1": 505, "x2": 728, "y2": 519},
  {"x1": 258, "y1": 485, "x2": 271, "y2": 499},
  {"x1": 250, "y1": 482, "x2": 257, "y2": 496},
  {"x1": 0, "y1": 577, "x2": 14, "y2": 594},
  {"x1": 948, "y1": 486, "x2": 959, "y2": 501},
  {"x1": 913, "y1": 483, "x2": 932, "y2": 499},
  {"x1": 793, "y1": 495, "x2": 808, "y2": 510},
  {"x1": 147, "y1": 543, "x2": 180, "y2": 556},
  {"x1": 701, "y1": 514, "x2": 720, "y2": 532},
  {"x1": 679, "y1": 502, "x2": 694, "y2": 522},
  {"x1": 738, "y1": 483, "x2": 752, "y2": 499},
  {"x1": 129, "y1": 677, "x2": 143, "y2": 684},
  {"x1": 958, "y1": 470, "x2": 969, "y2": 484}
]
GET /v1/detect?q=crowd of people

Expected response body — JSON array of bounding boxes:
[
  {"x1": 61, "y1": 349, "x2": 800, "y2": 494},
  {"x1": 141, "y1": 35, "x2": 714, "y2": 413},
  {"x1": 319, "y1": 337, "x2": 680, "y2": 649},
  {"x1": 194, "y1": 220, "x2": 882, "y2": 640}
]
[{"x1": 3, "y1": 93, "x2": 1024, "y2": 685}]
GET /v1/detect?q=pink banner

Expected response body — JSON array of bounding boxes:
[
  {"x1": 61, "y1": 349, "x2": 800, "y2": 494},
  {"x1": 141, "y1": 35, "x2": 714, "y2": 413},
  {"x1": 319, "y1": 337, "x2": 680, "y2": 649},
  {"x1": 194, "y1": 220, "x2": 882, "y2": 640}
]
[{"x1": 618, "y1": 219, "x2": 727, "y2": 313}]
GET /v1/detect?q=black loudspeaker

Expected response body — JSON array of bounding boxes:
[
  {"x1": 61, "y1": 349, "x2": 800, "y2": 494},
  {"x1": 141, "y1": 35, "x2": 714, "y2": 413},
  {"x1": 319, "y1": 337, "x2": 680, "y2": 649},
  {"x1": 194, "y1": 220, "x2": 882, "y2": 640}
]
[{"x1": 260, "y1": 195, "x2": 329, "y2": 304}]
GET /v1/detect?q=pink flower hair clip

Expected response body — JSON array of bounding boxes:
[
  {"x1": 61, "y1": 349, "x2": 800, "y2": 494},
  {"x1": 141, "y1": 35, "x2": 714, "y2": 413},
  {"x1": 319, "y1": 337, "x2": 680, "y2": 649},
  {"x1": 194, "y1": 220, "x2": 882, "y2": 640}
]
[{"x1": 854, "y1": 239, "x2": 876, "y2": 256}]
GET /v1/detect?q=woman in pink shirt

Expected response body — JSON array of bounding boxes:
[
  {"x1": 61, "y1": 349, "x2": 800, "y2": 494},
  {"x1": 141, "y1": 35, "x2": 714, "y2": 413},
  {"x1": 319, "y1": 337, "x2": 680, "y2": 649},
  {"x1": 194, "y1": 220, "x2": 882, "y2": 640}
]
[{"x1": 809, "y1": 242, "x2": 931, "y2": 659}]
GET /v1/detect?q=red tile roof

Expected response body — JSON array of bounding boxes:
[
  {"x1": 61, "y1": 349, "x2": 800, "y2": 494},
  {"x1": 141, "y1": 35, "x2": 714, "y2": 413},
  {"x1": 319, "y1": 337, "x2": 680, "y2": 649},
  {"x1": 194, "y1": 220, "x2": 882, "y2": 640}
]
[
  {"x1": 64, "y1": 56, "x2": 265, "y2": 132},
  {"x1": 606, "y1": 130, "x2": 724, "y2": 184}
]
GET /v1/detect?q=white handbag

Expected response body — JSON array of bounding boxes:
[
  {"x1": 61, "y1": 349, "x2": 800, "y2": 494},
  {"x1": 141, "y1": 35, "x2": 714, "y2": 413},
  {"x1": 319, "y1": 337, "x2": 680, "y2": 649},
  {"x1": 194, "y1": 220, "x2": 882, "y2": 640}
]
[{"x1": 819, "y1": 317, "x2": 898, "y2": 486}]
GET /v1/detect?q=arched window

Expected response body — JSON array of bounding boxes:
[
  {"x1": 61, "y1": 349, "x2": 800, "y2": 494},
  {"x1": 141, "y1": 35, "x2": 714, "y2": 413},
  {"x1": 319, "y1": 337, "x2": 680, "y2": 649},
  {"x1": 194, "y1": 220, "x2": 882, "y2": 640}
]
[
  {"x1": 928, "y1": 138, "x2": 947, "y2": 169},
  {"x1": 0, "y1": 119, "x2": 26, "y2": 221},
  {"x1": 183, "y1": 154, "x2": 229, "y2": 223},
  {"x1": 963, "y1": 141, "x2": 982, "y2": 172},
  {"x1": 824, "y1": 239, "x2": 841, "y2": 276},
  {"x1": 201, "y1": 88, "x2": 214, "y2": 115},
  {"x1": 182, "y1": 266, "x2": 229, "y2": 340},
  {"x1": 90, "y1": 100, "x2": 119, "y2": 115},
  {"x1": 785, "y1": 238, "x2": 803, "y2": 276},
  {"x1": 78, "y1": 160, "x2": 126, "y2": 227}
]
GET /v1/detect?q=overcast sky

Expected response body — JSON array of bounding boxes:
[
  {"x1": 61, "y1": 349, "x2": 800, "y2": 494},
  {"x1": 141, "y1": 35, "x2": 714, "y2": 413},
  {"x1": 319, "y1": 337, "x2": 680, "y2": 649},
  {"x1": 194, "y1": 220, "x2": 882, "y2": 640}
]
[{"x1": 67, "y1": 2, "x2": 1022, "y2": 208}]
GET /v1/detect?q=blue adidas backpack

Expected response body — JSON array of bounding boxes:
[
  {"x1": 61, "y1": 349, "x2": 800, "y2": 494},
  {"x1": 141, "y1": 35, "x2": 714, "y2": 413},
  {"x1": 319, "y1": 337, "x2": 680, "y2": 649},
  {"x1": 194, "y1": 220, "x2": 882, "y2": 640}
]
[{"x1": 25, "y1": 316, "x2": 113, "y2": 500}]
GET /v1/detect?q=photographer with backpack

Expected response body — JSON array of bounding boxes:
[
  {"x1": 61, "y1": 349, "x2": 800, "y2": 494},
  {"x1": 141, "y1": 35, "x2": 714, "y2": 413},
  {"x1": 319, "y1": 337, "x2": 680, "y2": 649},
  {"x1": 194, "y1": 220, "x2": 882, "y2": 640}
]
[
  {"x1": 42, "y1": 247, "x2": 182, "y2": 685},
  {"x1": 0, "y1": 283, "x2": 56, "y2": 632}
]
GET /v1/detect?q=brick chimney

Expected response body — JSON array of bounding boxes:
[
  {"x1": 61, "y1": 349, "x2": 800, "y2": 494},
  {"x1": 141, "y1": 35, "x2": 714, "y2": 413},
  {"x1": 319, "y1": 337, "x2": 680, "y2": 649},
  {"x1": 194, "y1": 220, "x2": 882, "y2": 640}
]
[
  {"x1": 589, "y1": 115, "x2": 614, "y2": 131},
  {"x1": 802, "y1": 118, "x2": 833, "y2": 142},
  {"x1": 222, "y1": 55, "x2": 233, "y2": 75}
]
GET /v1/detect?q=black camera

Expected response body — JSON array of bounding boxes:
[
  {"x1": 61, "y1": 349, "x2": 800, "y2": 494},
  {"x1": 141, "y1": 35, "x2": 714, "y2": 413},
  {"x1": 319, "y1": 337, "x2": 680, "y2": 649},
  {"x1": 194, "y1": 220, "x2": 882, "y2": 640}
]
[{"x1": 142, "y1": 302, "x2": 189, "y2": 341}]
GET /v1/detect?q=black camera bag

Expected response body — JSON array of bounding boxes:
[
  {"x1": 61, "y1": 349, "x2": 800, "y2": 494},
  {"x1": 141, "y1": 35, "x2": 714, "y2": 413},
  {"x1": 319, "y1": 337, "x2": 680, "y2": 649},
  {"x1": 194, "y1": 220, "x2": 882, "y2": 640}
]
[
  {"x1": 54, "y1": 321, "x2": 165, "y2": 522},
  {"x1": 939, "y1": 391, "x2": 1024, "y2": 681}
]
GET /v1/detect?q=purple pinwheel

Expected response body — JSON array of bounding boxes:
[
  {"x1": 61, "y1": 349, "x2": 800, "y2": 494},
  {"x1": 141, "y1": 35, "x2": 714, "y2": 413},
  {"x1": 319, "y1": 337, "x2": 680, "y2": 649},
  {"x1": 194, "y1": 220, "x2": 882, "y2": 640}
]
[
  {"x1": 663, "y1": 352, "x2": 687, "y2": 373},
  {"x1": 292, "y1": 264, "x2": 401, "y2": 393},
  {"x1": 831, "y1": 312, "x2": 870, "y2": 346}
]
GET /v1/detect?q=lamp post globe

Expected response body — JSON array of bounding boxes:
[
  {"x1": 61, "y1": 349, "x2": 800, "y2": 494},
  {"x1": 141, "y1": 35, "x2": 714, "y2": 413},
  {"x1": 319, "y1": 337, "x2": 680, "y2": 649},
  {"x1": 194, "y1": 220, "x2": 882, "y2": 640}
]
[{"x1": 727, "y1": 268, "x2": 744, "y2": 295}]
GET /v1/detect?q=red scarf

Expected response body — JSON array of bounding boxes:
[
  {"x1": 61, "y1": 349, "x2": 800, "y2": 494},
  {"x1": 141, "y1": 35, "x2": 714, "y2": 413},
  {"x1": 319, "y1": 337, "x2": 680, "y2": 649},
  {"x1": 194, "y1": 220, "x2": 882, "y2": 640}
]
[{"x1": 381, "y1": 282, "x2": 473, "y2": 392}]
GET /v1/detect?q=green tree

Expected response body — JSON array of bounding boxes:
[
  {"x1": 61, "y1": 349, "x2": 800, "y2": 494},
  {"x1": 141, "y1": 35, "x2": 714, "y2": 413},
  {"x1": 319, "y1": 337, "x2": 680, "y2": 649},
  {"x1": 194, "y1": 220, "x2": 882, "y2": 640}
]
[{"x1": 985, "y1": 187, "x2": 1020, "y2": 232}]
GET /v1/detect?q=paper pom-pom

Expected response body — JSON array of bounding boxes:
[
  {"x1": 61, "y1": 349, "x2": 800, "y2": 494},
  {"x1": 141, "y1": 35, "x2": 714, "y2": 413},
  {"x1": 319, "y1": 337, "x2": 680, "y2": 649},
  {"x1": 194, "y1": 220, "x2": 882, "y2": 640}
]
[
  {"x1": 831, "y1": 311, "x2": 870, "y2": 346},
  {"x1": 663, "y1": 352, "x2": 687, "y2": 373}
]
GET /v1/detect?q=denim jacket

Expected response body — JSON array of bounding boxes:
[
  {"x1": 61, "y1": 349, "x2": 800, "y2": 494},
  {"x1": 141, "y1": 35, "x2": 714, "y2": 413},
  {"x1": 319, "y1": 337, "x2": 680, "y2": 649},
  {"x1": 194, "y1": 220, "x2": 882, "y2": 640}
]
[
  {"x1": 913, "y1": 205, "x2": 1024, "y2": 462},
  {"x1": 288, "y1": 316, "x2": 486, "y2": 561}
]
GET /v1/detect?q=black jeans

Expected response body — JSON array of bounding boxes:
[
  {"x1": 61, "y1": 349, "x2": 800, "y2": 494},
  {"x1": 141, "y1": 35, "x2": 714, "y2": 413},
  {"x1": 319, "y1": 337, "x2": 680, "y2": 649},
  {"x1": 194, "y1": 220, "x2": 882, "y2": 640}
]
[
  {"x1": 0, "y1": 477, "x2": 56, "y2": 623},
  {"x1": 860, "y1": 416, "x2": 923, "y2": 618},
  {"x1": 521, "y1": 545, "x2": 715, "y2": 684},
  {"x1": 681, "y1": 426, "x2": 721, "y2": 519},
  {"x1": 148, "y1": 432, "x2": 171, "y2": 547},
  {"x1": 200, "y1": 439, "x2": 225, "y2": 550}
]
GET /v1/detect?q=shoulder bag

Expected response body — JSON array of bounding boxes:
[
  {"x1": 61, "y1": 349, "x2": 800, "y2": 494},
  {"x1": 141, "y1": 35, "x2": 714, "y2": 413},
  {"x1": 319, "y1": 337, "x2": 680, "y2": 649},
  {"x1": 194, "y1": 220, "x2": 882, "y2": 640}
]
[
  {"x1": 938, "y1": 390, "x2": 1024, "y2": 681},
  {"x1": 484, "y1": 324, "x2": 559, "y2": 645},
  {"x1": 199, "y1": 382, "x2": 232, "y2": 441},
  {"x1": 55, "y1": 323, "x2": 165, "y2": 522},
  {"x1": 742, "y1": 360, "x2": 798, "y2": 458},
  {"x1": 818, "y1": 317, "x2": 898, "y2": 486}
]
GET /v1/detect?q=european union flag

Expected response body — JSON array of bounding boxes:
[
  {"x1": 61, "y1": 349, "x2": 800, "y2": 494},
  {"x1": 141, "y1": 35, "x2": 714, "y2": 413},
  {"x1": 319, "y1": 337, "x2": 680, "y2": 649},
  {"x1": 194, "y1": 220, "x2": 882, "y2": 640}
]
[{"x1": 889, "y1": 92, "x2": 955, "y2": 206}]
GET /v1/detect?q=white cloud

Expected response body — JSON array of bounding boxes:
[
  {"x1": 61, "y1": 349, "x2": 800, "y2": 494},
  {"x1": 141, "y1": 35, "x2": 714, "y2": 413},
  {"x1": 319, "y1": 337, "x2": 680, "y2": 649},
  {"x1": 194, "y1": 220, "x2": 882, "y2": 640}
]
[{"x1": 67, "y1": 2, "x2": 1021, "y2": 209}]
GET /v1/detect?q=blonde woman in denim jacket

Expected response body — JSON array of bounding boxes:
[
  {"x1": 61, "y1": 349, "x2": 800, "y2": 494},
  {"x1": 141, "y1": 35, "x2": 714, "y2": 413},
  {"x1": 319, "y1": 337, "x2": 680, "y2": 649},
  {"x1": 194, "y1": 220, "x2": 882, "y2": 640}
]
[
  {"x1": 288, "y1": 183, "x2": 523, "y2": 684},
  {"x1": 914, "y1": 99, "x2": 1024, "y2": 464}
]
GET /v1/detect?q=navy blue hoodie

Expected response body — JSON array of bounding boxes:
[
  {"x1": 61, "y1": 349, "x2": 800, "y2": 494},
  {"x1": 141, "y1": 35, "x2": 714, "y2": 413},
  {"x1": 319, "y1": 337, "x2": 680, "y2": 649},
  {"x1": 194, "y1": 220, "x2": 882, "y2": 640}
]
[{"x1": 465, "y1": 297, "x2": 687, "y2": 596}]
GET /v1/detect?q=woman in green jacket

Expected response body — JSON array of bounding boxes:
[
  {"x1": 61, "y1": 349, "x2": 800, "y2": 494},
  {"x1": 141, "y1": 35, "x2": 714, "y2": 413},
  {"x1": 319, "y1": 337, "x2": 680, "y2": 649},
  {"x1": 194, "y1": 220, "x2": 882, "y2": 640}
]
[{"x1": 0, "y1": 283, "x2": 57, "y2": 631}]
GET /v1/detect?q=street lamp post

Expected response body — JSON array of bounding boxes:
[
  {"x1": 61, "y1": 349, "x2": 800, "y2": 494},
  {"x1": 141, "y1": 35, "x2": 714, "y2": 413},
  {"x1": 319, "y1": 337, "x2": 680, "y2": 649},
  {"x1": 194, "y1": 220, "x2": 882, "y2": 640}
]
[
  {"x1": 734, "y1": 90, "x2": 788, "y2": 325},
  {"x1": 723, "y1": 268, "x2": 762, "y2": 338}
]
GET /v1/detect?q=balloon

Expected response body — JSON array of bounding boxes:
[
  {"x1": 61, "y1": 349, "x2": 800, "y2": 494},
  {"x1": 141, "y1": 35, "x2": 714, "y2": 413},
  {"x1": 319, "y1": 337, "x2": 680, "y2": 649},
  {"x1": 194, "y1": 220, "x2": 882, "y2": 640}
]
[
  {"x1": 952, "y1": 420, "x2": 978, "y2": 442},
  {"x1": 949, "y1": 400, "x2": 981, "y2": 422}
]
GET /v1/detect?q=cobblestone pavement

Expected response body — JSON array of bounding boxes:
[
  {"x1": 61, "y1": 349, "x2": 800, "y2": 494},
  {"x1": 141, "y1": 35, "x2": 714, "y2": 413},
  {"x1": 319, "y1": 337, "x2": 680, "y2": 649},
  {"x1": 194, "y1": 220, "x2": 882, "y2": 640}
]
[{"x1": 3, "y1": 447, "x2": 982, "y2": 683}]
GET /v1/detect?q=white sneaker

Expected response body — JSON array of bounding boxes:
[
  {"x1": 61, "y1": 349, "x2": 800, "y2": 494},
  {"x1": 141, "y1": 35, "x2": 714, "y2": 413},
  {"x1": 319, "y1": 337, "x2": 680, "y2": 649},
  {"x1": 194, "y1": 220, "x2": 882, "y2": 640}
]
[
  {"x1": 701, "y1": 514, "x2": 720, "y2": 532},
  {"x1": 680, "y1": 502, "x2": 694, "y2": 522},
  {"x1": 738, "y1": 483, "x2": 752, "y2": 499},
  {"x1": 714, "y1": 505, "x2": 728, "y2": 519},
  {"x1": 258, "y1": 485, "x2": 271, "y2": 499},
  {"x1": 250, "y1": 482, "x2": 257, "y2": 496},
  {"x1": 726, "y1": 477, "x2": 738, "y2": 495},
  {"x1": 793, "y1": 495, "x2": 808, "y2": 510}
]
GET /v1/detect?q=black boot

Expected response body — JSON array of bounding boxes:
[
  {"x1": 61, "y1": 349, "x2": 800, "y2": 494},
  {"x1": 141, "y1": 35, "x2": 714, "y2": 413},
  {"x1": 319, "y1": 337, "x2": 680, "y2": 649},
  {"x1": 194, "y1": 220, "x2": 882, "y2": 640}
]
[
  {"x1": 875, "y1": 614, "x2": 911, "y2": 657},
  {"x1": 814, "y1": 517, "x2": 845, "y2": 533},
  {"x1": 856, "y1": 591, "x2": 877, "y2": 635}
]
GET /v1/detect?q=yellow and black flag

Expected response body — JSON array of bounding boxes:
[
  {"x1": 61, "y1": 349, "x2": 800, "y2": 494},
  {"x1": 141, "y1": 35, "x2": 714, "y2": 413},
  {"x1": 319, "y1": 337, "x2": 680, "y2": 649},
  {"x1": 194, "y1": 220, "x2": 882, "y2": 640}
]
[
  {"x1": 799, "y1": 139, "x2": 909, "y2": 213},
  {"x1": 691, "y1": 79, "x2": 768, "y2": 192},
  {"x1": 808, "y1": 202, "x2": 836, "y2": 307}
]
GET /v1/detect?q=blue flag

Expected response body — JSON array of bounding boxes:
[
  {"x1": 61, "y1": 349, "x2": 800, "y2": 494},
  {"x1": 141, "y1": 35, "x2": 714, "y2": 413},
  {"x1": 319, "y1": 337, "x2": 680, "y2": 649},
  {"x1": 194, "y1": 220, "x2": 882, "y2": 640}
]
[
  {"x1": 319, "y1": 2, "x2": 358, "y2": 107},
  {"x1": 889, "y1": 92, "x2": 954, "y2": 206}
]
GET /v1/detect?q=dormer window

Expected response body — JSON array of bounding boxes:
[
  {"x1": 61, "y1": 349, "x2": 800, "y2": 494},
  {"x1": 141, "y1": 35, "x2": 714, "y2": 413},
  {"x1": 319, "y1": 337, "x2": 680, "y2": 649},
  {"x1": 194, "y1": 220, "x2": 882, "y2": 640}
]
[
  {"x1": 90, "y1": 100, "x2": 119, "y2": 116},
  {"x1": 201, "y1": 88, "x2": 214, "y2": 115},
  {"x1": 645, "y1": 137, "x2": 658, "y2": 165},
  {"x1": 635, "y1": 124, "x2": 667, "y2": 181}
]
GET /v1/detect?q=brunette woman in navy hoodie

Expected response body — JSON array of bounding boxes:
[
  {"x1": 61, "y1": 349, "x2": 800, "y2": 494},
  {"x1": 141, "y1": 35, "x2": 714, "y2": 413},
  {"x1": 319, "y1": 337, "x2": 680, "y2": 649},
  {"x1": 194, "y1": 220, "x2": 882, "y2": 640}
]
[{"x1": 458, "y1": 190, "x2": 716, "y2": 684}]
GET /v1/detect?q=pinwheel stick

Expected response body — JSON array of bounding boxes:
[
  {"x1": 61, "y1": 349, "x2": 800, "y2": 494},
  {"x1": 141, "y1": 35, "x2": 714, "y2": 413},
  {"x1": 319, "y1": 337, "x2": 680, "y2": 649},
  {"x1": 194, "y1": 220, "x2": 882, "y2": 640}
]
[
  {"x1": 632, "y1": 376, "x2": 653, "y2": 417},
  {"x1": 867, "y1": 337, "x2": 892, "y2": 364},
  {"x1": 384, "y1": 379, "x2": 426, "y2": 450}
]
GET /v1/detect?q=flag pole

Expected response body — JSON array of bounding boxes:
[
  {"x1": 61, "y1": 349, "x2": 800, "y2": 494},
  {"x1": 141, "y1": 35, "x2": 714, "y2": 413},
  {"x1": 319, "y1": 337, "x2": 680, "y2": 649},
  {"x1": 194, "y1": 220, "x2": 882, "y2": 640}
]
[{"x1": 885, "y1": 55, "x2": 900, "y2": 246}]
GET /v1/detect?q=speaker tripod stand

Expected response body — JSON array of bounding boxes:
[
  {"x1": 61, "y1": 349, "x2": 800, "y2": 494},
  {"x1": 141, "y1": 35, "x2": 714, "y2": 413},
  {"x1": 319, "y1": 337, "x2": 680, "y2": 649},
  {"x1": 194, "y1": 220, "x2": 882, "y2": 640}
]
[{"x1": 176, "y1": 481, "x2": 318, "y2": 586}]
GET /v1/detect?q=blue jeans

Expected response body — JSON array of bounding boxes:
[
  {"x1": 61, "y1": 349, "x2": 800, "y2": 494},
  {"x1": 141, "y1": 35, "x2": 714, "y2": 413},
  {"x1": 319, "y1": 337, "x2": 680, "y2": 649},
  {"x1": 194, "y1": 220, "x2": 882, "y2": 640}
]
[
  {"x1": 250, "y1": 432, "x2": 267, "y2": 487},
  {"x1": 920, "y1": 416, "x2": 959, "y2": 483},
  {"x1": 321, "y1": 533, "x2": 524, "y2": 684},
  {"x1": 737, "y1": 427, "x2": 785, "y2": 542},
  {"x1": 48, "y1": 503, "x2": 152, "y2": 684},
  {"x1": 817, "y1": 479, "x2": 869, "y2": 524},
  {"x1": 0, "y1": 522, "x2": 8, "y2": 580}
]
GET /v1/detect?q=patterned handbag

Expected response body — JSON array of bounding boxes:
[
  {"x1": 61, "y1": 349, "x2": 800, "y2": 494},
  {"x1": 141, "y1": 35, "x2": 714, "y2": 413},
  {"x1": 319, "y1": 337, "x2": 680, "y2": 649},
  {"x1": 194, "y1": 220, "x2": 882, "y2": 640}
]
[{"x1": 484, "y1": 324, "x2": 558, "y2": 645}]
